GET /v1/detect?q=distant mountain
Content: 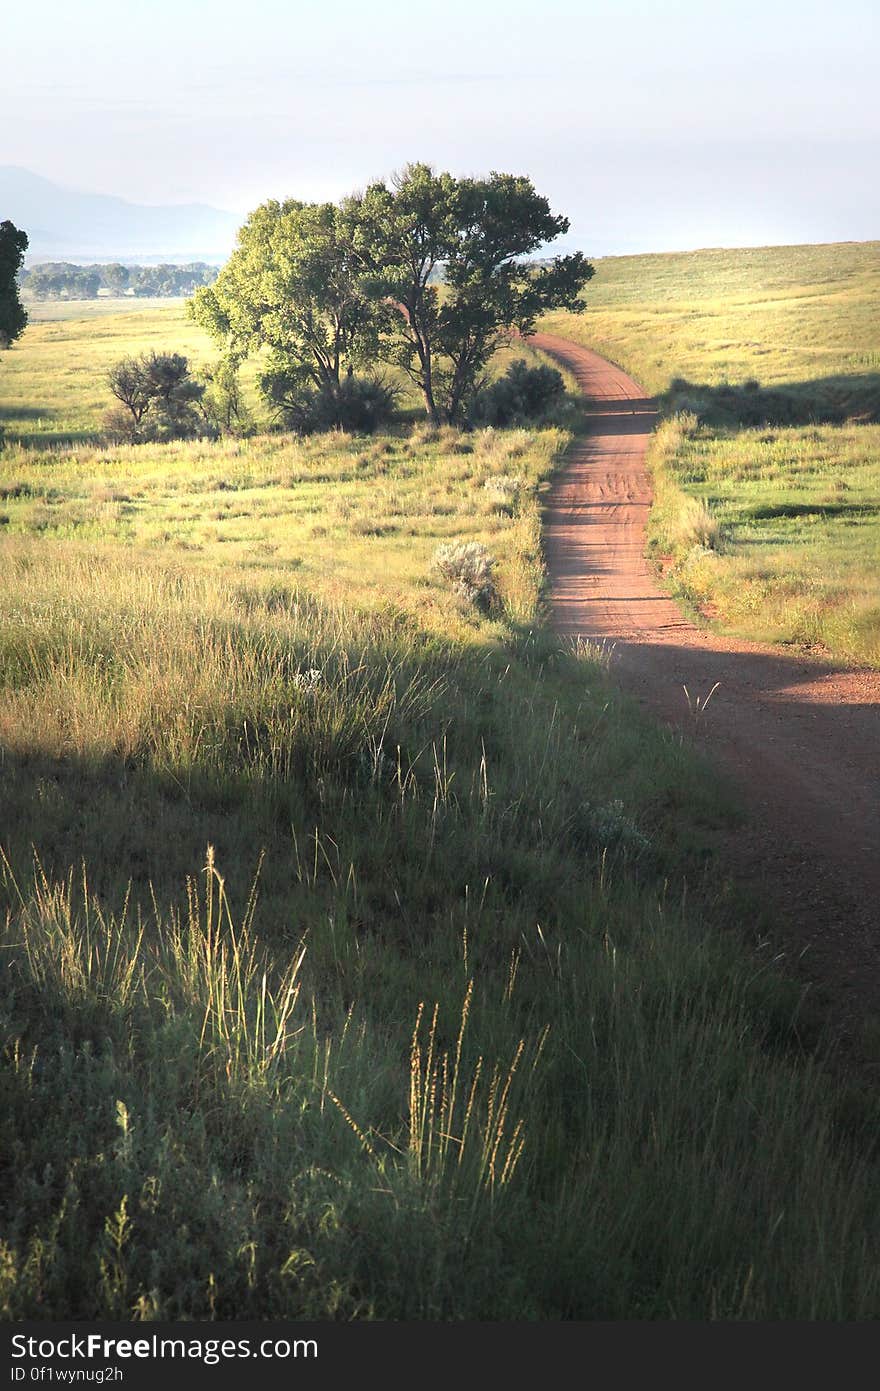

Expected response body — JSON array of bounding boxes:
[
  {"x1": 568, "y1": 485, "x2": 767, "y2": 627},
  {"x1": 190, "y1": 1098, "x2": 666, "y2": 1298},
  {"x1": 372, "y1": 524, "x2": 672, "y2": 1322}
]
[{"x1": 1, "y1": 167, "x2": 239, "y2": 264}]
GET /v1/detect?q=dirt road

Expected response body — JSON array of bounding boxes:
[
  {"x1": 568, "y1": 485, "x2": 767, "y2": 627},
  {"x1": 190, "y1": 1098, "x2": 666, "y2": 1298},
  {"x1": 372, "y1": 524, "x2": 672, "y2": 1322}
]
[{"x1": 532, "y1": 331, "x2": 880, "y2": 1022}]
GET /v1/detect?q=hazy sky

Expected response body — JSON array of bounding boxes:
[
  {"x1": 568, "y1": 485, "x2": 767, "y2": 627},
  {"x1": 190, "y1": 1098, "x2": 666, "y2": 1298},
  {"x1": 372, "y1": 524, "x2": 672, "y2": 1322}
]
[{"x1": 5, "y1": 0, "x2": 879, "y2": 253}]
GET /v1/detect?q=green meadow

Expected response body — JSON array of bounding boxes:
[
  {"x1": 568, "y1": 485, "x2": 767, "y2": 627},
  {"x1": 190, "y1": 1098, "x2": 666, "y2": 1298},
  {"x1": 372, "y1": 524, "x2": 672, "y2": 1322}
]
[
  {"x1": 543, "y1": 241, "x2": 880, "y2": 665},
  {"x1": 3, "y1": 299, "x2": 219, "y2": 447},
  {"x1": 3, "y1": 280, "x2": 880, "y2": 1320}
]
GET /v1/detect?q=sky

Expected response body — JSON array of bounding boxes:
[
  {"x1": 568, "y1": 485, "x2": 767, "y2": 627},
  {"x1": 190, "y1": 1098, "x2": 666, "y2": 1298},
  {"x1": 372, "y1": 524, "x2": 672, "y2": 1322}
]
[{"x1": 5, "y1": 0, "x2": 879, "y2": 255}]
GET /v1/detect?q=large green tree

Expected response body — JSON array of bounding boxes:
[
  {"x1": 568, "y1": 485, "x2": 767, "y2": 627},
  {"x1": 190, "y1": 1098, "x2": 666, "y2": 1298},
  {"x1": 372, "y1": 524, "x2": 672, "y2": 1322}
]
[
  {"x1": 0, "y1": 220, "x2": 28, "y2": 349},
  {"x1": 342, "y1": 164, "x2": 460, "y2": 424},
  {"x1": 192, "y1": 168, "x2": 593, "y2": 428},
  {"x1": 188, "y1": 199, "x2": 381, "y2": 421},
  {"x1": 346, "y1": 164, "x2": 594, "y2": 423}
]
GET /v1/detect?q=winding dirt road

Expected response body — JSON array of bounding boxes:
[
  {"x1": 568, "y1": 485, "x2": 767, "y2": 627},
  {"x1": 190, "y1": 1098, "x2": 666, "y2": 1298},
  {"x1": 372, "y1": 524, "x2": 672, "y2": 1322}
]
[{"x1": 532, "y1": 332, "x2": 880, "y2": 1025}]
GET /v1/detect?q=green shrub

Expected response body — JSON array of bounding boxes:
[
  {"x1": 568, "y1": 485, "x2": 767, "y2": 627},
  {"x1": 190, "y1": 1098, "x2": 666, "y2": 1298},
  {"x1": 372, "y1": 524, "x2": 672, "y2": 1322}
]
[
  {"x1": 470, "y1": 360, "x2": 565, "y2": 426},
  {"x1": 105, "y1": 352, "x2": 207, "y2": 443},
  {"x1": 260, "y1": 373, "x2": 399, "y2": 435}
]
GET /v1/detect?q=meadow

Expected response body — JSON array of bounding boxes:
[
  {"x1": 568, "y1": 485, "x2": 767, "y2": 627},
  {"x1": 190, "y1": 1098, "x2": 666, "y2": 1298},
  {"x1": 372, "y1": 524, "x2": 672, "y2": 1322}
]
[
  {"x1": 543, "y1": 240, "x2": 880, "y2": 665},
  {"x1": 3, "y1": 292, "x2": 880, "y2": 1320},
  {"x1": 3, "y1": 299, "x2": 219, "y2": 447}
]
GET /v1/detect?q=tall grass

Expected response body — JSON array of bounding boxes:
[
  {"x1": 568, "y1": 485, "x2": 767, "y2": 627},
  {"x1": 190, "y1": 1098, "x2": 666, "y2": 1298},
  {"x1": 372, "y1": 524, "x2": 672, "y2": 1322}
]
[
  {"x1": 4, "y1": 294, "x2": 880, "y2": 1315},
  {"x1": 4, "y1": 536, "x2": 880, "y2": 1317}
]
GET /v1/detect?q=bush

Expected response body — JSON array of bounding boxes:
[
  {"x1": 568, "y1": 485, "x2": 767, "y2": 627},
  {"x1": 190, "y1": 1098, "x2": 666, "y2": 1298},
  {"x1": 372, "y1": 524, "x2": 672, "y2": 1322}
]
[
  {"x1": 432, "y1": 541, "x2": 498, "y2": 611},
  {"x1": 470, "y1": 360, "x2": 565, "y2": 427},
  {"x1": 102, "y1": 405, "x2": 141, "y2": 444},
  {"x1": 261, "y1": 371, "x2": 399, "y2": 435},
  {"x1": 106, "y1": 352, "x2": 207, "y2": 443},
  {"x1": 482, "y1": 474, "x2": 524, "y2": 515}
]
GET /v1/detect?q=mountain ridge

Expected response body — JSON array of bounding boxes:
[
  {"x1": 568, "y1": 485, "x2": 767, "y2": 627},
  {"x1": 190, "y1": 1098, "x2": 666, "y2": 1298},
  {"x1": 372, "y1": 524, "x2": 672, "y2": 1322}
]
[{"x1": 1, "y1": 167, "x2": 239, "y2": 263}]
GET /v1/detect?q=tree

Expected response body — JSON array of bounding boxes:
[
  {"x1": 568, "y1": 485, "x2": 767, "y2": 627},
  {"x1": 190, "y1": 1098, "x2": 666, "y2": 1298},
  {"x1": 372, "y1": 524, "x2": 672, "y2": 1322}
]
[
  {"x1": 0, "y1": 220, "x2": 28, "y2": 349},
  {"x1": 199, "y1": 353, "x2": 252, "y2": 436},
  {"x1": 103, "y1": 263, "x2": 130, "y2": 294},
  {"x1": 23, "y1": 262, "x2": 217, "y2": 299},
  {"x1": 76, "y1": 269, "x2": 101, "y2": 299},
  {"x1": 188, "y1": 200, "x2": 382, "y2": 425},
  {"x1": 346, "y1": 164, "x2": 594, "y2": 423},
  {"x1": 141, "y1": 351, "x2": 205, "y2": 437},
  {"x1": 106, "y1": 351, "x2": 205, "y2": 442},
  {"x1": 192, "y1": 167, "x2": 593, "y2": 430},
  {"x1": 107, "y1": 356, "x2": 153, "y2": 434},
  {"x1": 342, "y1": 164, "x2": 460, "y2": 424}
]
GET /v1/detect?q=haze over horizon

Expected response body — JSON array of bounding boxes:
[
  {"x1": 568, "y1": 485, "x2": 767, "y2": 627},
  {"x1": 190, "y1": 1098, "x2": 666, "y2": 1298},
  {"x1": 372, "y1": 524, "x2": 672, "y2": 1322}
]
[{"x1": 5, "y1": 0, "x2": 878, "y2": 260}]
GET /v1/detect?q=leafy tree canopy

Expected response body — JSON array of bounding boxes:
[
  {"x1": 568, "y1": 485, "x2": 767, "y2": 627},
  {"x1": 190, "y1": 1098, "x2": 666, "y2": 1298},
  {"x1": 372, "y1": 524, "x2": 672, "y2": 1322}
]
[
  {"x1": 346, "y1": 164, "x2": 593, "y2": 421},
  {"x1": 189, "y1": 200, "x2": 382, "y2": 403},
  {"x1": 189, "y1": 166, "x2": 594, "y2": 426},
  {"x1": 0, "y1": 220, "x2": 28, "y2": 349}
]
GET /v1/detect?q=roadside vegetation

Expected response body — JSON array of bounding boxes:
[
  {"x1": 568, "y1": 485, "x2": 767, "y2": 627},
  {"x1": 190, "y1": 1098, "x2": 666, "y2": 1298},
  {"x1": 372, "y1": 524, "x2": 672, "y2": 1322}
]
[{"x1": 542, "y1": 241, "x2": 880, "y2": 666}]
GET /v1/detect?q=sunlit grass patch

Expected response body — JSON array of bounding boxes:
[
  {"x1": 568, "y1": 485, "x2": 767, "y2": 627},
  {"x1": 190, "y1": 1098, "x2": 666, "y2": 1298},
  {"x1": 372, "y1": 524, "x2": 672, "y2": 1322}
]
[
  {"x1": 541, "y1": 240, "x2": 880, "y2": 665},
  {"x1": 645, "y1": 414, "x2": 880, "y2": 663}
]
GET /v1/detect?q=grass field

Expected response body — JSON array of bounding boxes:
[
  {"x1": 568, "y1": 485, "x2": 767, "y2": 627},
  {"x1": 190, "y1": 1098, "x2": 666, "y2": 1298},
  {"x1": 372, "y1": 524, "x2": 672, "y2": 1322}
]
[
  {"x1": 21, "y1": 295, "x2": 186, "y2": 324},
  {"x1": 542, "y1": 240, "x2": 880, "y2": 665},
  {"x1": 4, "y1": 290, "x2": 880, "y2": 1319},
  {"x1": 2, "y1": 298, "x2": 564, "y2": 448},
  {"x1": 2, "y1": 301, "x2": 220, "y2": 447}
]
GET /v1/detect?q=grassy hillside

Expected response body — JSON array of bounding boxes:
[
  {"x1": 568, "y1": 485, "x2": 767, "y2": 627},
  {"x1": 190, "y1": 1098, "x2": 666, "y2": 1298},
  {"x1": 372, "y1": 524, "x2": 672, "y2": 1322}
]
[
  {"x1": 4, "y1": 300, "x2": 880, "y2": 1320},
  {"x1": 542, "y1": 241, "x2": 880, "y2": 665}
]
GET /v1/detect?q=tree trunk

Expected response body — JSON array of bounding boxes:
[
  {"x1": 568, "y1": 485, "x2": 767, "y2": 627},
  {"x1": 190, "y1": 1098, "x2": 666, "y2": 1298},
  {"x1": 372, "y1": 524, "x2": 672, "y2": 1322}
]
[{"x1": 418, "y1": 336, "x2": 441, "y2": 424}]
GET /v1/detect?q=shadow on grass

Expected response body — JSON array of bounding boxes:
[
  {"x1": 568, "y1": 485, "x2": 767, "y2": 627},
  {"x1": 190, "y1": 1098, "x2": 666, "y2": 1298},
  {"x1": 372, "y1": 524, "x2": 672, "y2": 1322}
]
[
  {"x1": 744, "y1": 500, "x2": 873, "y2": 521},
  {"x1": 0, "y1": 405, "x2": 51, "y2": 422},
  {"x1": 662, "y1": 372, "x2": 880, "y2": 427}
]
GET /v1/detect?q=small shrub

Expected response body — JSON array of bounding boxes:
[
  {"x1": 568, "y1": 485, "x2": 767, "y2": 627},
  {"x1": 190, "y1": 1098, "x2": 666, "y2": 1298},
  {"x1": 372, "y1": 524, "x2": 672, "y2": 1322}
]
[
  {"x1": 670, "y1": 497, "x2": 722, "y2": 553},
  {"x1": 432, "y1": 540, "x2": 498, "y2": 611},
  {"x1": 470, "y1": 360, "x2": 565, "y2": 427},
  {"x1": 105, "y1": 352, "x2": 207, "y2": 444},
  {"x1": 410, "y1": 422, "x2": 440, "y2": 446},
  {"x1": 587, "y1": 799, "x2": 651, "y2": 855},
  {"x1": 482, "y1": 474, "x2": 524, "y2": 514},
  {"x1": 291, "y1": 667, "x2": 323, "y2": 693}
]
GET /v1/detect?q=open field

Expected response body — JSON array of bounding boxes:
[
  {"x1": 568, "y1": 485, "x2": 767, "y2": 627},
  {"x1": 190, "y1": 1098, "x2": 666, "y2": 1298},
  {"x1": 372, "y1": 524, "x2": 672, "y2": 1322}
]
[
  {"x1": 541, "y1": 241, "x2": 880, "y2": 665},
  {"x1": 1, "y1": 299, "x2": 565, "y2": 448},
  {"x1": 1, "y1": 302, "x2": 220, "y2": 447},
  {"x1": 5, "y1": 287, "x2": 878, "y2": 1318},
  {"x1": 4, "y1": 292, "x2": 880, "y2": 1320},
  {"x1": 0, "y1": 423, "x2": 560, "y2": 631},
  {"x1": 20, "y1": 295, "x2": 188, "y2": 324}
]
